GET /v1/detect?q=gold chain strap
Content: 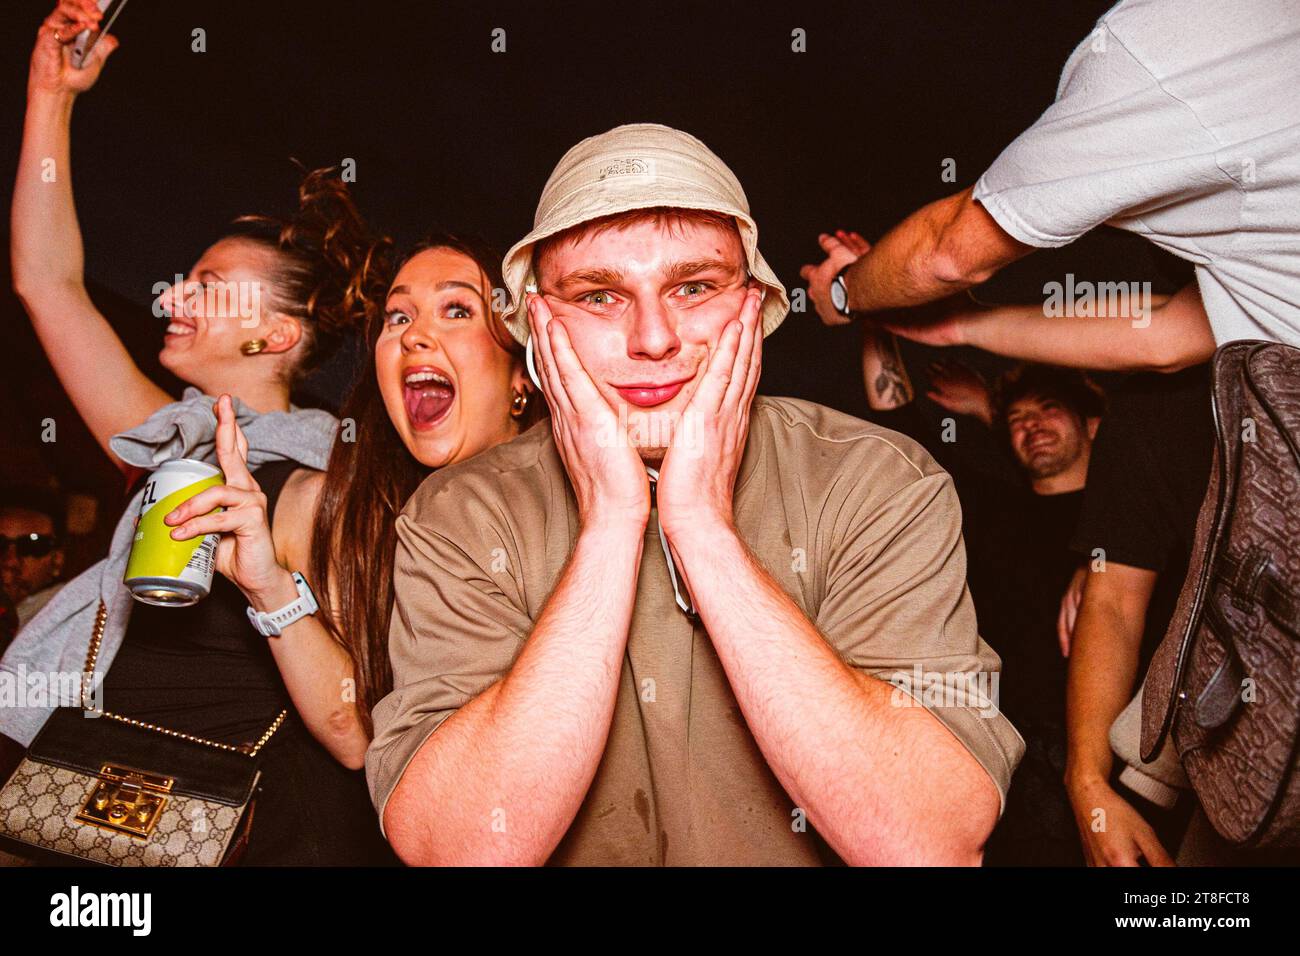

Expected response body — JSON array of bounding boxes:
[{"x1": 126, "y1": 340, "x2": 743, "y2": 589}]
[{"x1": 83, "y1": 599, "x2": 287, "y2": 756}]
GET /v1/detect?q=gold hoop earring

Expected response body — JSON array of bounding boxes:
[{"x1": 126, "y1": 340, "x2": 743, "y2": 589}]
[
  {"x1": 240, "y1": 339, "x2": 268, "y2": 356},
  {"x1": 510, "y1": 390, "x2": 529, "y2": 419}
]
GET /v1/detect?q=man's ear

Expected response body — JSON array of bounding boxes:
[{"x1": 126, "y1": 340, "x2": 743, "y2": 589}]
[
  {"x1": 51, "y1": 549, "x2": 65, "y2": 580},
  {"x1": 1086, "y1": 415, "x2": 1101, "y2": 440}
]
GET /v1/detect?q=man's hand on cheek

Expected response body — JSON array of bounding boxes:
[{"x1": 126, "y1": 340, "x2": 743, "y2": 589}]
[
  {"x1": 527, "y1": 294, "x2": 650, "y2": 530},
  {"x1": 655, "y1": 287, "x2": 762, "y2": 545}
]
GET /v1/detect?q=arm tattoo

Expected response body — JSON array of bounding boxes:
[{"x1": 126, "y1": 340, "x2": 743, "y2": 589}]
[{"x1": 873, "y1": 335, "x2": 914, "y2": 406}]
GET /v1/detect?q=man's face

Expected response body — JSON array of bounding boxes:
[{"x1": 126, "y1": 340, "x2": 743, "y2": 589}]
[
  {"x1": 0, "y1": 509, "x2": 63, "y2": 602},
  {"x1": 1005, "y1": 395, "x2": 1089, "y2": 481},
  {"x1": 535, "y1": 217, "x2": 754, "y2": 461}
]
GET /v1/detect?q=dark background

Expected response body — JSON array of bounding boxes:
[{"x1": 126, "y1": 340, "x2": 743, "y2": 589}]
[{"x1": 1, "y1": 0, "x2": 1189, "y2": 564}]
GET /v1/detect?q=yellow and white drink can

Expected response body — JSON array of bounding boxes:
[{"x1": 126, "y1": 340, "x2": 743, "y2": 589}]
[{"x1": 123, "y1": 458, "x2": 225, "y2": 606}]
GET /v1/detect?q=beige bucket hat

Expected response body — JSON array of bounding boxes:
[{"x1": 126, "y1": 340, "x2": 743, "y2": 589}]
[{"x1": 500, "y1": 123, "x2": 789, "y2": 346}]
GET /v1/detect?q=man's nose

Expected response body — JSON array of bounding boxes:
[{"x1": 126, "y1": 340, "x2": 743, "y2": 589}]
[{"x1": 625, "y1": 300, "x2": 680, "y2": 361}]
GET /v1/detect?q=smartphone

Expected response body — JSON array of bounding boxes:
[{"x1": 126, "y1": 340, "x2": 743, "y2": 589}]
[{"x1": 71, "y1": 0, "x2": 129, "y2": 69}]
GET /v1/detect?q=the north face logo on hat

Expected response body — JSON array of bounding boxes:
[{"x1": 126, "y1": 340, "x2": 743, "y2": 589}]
[{"x1": 596, "y1": 158, "x2": 657, "y2": 181}]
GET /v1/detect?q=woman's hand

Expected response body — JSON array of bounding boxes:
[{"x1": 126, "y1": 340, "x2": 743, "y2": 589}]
[
  {"x1": 30, "y1": 0, "x2": 118, "y2": 99},
  {"x1": 164, "y1": 394, "x2": 295, "y2": 608}
]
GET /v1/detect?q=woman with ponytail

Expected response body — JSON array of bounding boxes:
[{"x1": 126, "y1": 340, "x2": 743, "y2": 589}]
[
  {"x1": 4, "y1": 2, "x2": 543, "y2": 865},
  {"x1": 6, "y1": 1, "x2": 399, "y2": 864}
]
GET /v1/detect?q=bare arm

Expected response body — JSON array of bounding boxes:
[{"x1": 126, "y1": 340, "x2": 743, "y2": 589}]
[
  {"x1": 669, "y1": 517, "x2": 1000, "y2": 865},
  {"x1": 13, "y1": 10, "x2": 170, "y2": 467},
  {"x1": 161, "y1": 406, "x2": 370, "y2": 768},
  {"x1": 383, "y1": 519, "x2": 643, "y2": 866},
  {"x1": 887, "y1": 284, "x2": 1213, "y2": 373},
  {"x1": 1064, "y1": 562, "x2": 1173, "y2": 866},
  {"x1": 860, "y1": 325, "x2": 914, "y2": 411},
  {"x1": 802, "y1": 189, "x2": 1034, "y2": 324},
  {"x1": 262, "y1": 470, "x2": 371, "y2": 767}
]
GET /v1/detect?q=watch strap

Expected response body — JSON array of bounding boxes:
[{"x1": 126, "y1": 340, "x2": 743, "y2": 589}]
[{"x1": 246, "y1": 572, "x2": 319, "y2": 637}]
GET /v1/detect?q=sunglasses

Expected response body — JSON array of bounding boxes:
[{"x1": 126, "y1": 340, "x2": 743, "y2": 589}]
[{"x1": 0, "y1": 533, "x2": 59, "y2": 559}]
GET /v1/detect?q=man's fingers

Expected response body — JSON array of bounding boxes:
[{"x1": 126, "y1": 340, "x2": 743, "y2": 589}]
[
  {"x1": 527, "y1": 296, "x2": 573, "y2": 417},
  {"x1": 694, "y1": 319, "x2": 742, "y2": 416},
  {"x1": 733, "y1": 289, "x2": 764, "y2": 407},
  {"x1": 547, "y1": 318, "x2": 606, "y2": 412},
  {"x1": 1134, "y1": 828, "x2": 1175, "y2": 867},
  {"x1": 818, "y1": 233, "x2": 846, "y2": 255}
]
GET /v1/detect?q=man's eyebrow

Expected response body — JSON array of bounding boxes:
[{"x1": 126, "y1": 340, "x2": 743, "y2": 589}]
[
  {"x1": 662, "y1": 258, "x2": 741, "y2": 284},
  {"x1": 551, "y1": 259, "x2": 740, "y2": 293},
  {"x1": 552, "y1": 267, "x2": 625, "y2": 293}
]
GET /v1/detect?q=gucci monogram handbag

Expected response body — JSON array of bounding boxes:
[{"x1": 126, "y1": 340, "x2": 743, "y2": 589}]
[{"x1": 0, "y1": 601, "x2": 285, "y2": 866}]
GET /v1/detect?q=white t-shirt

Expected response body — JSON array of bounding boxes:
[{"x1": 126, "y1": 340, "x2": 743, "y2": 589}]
[{"x1": 973, "y1": 0, "x2": 1300, "y2": 346}]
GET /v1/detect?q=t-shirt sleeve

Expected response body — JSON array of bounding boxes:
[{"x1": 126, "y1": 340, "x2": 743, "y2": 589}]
[
  {"x1": 1071, "y1": 388, "x2": 1176, "y2": 573},
  {"x1": 814, "y1": 467, "x2": 1025, "y2": 814},
  {"x1": 973, "y1": 23, "x2": 1222, "y2": 248},
  {"x1": 364, "y1": 507, "x2": 533, "y2": 834}
]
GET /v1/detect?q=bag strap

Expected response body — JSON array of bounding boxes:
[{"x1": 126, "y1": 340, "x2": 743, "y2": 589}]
[{"x1": 82, "y1": 599, "x2": 287, "y2": 757}]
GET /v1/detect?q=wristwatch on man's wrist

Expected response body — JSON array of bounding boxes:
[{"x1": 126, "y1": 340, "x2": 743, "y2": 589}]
[
  {"x1": 830, "y1": 264, "x2": 855, "y2": 317},
  {"x1": 246, "y1": 571, "x2": 319, "y2": 637}
]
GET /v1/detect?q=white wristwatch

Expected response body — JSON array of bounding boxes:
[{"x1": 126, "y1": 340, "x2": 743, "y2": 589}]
[{"x1": 246, "y1": 571, "x2": 319, "y2": 637}]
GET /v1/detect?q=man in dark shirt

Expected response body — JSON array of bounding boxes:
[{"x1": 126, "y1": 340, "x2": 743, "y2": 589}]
[
  {"x1": 962, "y1": 365, "x2": 1103, "y2": 866},
  {"x1": 1065, "y1": 366, "x2": 1213, "y2": 866},
  {"x1": 860, "y1": 330, "x2": 1104, "y2": 865}
]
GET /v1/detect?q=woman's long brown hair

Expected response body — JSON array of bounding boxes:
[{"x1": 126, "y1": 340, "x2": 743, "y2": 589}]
[{"x1": 309, "y1": 231, "x2": 544, "y2": 734}]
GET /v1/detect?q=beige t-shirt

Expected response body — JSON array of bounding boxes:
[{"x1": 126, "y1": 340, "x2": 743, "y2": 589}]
[{"x1": 367, "y1": 396, "x2": 1025, "y2": 865}]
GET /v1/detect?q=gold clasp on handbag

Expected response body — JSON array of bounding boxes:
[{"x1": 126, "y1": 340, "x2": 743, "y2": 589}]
[{"x1": 76, "y1": 765, "x2": 175, "y2": 838}]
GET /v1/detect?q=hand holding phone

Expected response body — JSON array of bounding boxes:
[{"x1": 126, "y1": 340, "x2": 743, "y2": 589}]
[{"x1": 71, "y1": 0, "x2": 128, "y2": 69}]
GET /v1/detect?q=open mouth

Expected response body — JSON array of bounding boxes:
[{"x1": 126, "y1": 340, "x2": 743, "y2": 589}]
[
  {"x1": 164, "y1": 320, "x2": 196, "y2": 339},
  {"x1": 403, "y1": 367, "x2": 455, "y2": 430}
]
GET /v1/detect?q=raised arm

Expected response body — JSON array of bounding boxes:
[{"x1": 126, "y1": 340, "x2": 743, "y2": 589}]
[
  {"x1": 884, "y1": 284, "x2": 1212, "y2": 373},
  {"x1": 13, "y1": 3, "x2": 171, "y2": 467},
  {"x1": 802, "y1": 189, "x2": 1034, "y2": 324}
]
